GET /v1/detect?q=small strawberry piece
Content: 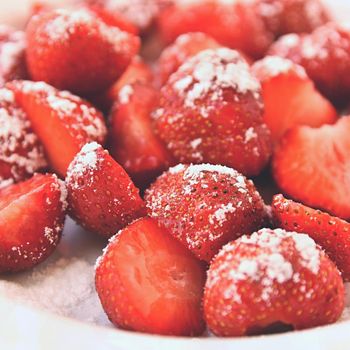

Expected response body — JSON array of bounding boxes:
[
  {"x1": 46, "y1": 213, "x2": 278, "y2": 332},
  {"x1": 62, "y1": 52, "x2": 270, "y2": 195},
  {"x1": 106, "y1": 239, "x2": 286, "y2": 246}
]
[
  {"x1": 272, "y1": 194, "x2": 350, "y2": 280},
  {"x1": 26, "y1": 8, "x2": 140, "y2": 95},
  {"x1": 95, "y1": 217, "x2": 206, "y2": 335},
  {"x1": 8, "y1": 80, "x2": 107, "y2": 177},
  {"x1": 154, "y1": 48, "x2": 272, "y2": 176},
  {"x1": 0, "y1": 173, "x2": 67, "y2": 272},
  {"x1": 110, "y1": 82, "x2": 174, "y2": 188},
  {"x1": 204, "y1": 228, "x2": 345, "y2": 337},
  {"x1": 157, "y1": 32, "x2": 220, "y2": 86},
  {"x1": 252, "y1": 56, "x2": 337, "y2": 143},
  {"x1": 0, "y1": 25, "x2": 27, "y2": 86},
  {"x1": 66, "y1": 142, "x2": 146, "y2": 237},
  {"x1": 268, "y1": 23, "x2": 350, "y2": 103},
  {"x1": 273, "y1": 117, "x2": 350, "y2": 220},
  {"x1": 145, "y1": 164, "x2": 266, "y2": 262},
  {"x1": 0, "y1": 87, "x2": 47, "y2": 188}
]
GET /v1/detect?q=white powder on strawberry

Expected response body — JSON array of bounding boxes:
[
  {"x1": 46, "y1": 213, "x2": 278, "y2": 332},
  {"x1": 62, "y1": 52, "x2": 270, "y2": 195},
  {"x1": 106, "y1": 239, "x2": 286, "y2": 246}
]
[
  {"x1": 118, "y1": 84, "x2": 134, "y2": 104},
  {"x1": 209, "y1": 203, "x2": 236, "y2": 226}
]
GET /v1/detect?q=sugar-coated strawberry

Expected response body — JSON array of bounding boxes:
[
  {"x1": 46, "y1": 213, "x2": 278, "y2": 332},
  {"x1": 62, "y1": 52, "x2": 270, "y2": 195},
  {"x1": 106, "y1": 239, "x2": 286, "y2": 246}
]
[
  {"x1": 272, "y1": 194, "x2": 350, "y2": 281},
  {"x1": 273, "y1": 117, "x2": 350, "y2": 220},
  {"x1": 110, "y1": 82, "x2": 174, "y2": 188},
  {"x1": 252, "y1": 56, "x2": 337, "y2": 143},
  {"x1": 154, "y1": 48, "x2": 272, "y2": 176},
  {"x1": 0, "y1": 173, "x2": 67, "y2": 272},
  {"x1": 95, "y1": 217, "x2": 206, "y2": 336},
  {"x1": 145, "y1": 164, "x2": 266, "y2": 262},
  {"x1": 8, "y1": 80, "x2": 107, "y2": 177},
  {"x1": 269, "y1": 23, "x2": 350, "y2": 103},
  {"x1": 0, "y1": 25, "x2": 27, "y2": 86},
  {"x1": 66, "y1": 142, "x2": 146, "y2": 237},
  {"x1": 157, "y1": 32, "x2": 220, "y2": 86},
  {"x1": 204, "y1": 228, "x2": 345, "y2": 337},
  {"x1": 157, "y1": 0, "x2": 274, "y2": 59},
  {"x1": 26, "y1": 8, "x2": 140, "y2": 95}
]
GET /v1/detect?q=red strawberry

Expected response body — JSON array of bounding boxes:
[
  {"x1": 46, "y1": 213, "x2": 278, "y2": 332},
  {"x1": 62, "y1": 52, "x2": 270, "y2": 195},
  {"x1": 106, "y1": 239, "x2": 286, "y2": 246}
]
[
  {"x1": 95, "y1": 216, "x2": 206, "y2": 335},
  {"x1": 109, "y1": 82, "x2": 174, "y2": 188},
  {"x1": 154, "y1": 48, "x2": 272, "y2": 176},
  {"x1": 0, "y1": 173, "x2": 67, "y2": 272},
  {"x1": 157, "y1": 32, "x2": 220, "y2": 86},
  {"x1": 252, "y1": 56, "x2": 337, "y2": 143},
  {"x1": 0, "y1": 87, "x2": 47, "y2": 188},
  {"x1": 268, "y1": 23, "x2": 350, "y2": 103},
  {"x1": 273, "y1": 117, "x2": 350, "y2": 220},
  {"x1": 272, "y1": 194, "x2": 350, "y2": 280},
  {"x1": 204, "y1": 228, "x2": 345, "y2": 337},
  {"x1": 8, "y1": 80, "x2": 107, "y2": 177},
  {"x1": 66, "y1": 142, "x2": 146, "y2": 237},
  {"x1": 145, "y1": 164, "x2": 266, "y2": 262},
  {"x1": 26, "y1": 8, "x2": 140, "y2": 95}
]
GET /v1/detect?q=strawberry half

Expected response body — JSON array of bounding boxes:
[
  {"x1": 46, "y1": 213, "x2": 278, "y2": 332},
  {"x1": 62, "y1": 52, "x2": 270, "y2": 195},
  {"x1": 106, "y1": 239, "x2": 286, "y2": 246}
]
[
  {"x1": 272, "y1": 194, "x2": 350, "y2": 280},
  {"x1": 66, "y1": 142, "x2": 146, "y2": 237},
  {"x1": 109, "y1": 81, "x2": 174, "y2": 188},
  {"x1": 95, "y1": 217, "x2": 206, "y2": 336},
  {"x1": 252, "y1": 56, "x2": 337, "y2": 143},
  {"x1": 8, "y1": 80, "x2": 107, "y2": 177},
  {"x1": 0, "y1": 173, "x2": 67, "y2": 272},
  {"x1": 273, "y1": 117, "x2": 350, "y2": 220}
]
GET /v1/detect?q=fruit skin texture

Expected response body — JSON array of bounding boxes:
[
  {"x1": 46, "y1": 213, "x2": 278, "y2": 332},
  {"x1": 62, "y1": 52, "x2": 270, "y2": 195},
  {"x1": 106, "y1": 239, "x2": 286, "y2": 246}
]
[
  {"x1": 252, "y1": 55, "x2": 337, "y2": 143},
  {"x1": 66, "y1": 142, "x2": 146, "y2": 238},
  {"x1": 109, "y1": 81, "x2": 174, "y2": 188},
  {"x1": 26, "y1": 8, "x2": 140, "y2": 95},
  {"x1": 154, "y1": 48, "x2": 272, "y2": 177},
  {"x1": 273, "y1": 117, "x2": 350, "y2": 220},
  {"x1": 272, "y1": 194, "x2": 350, "y2": 281},
  {"x1": 0, "y1": 173, "x2": 67, "y2": 272},
  {"x1": 145, "y1": 164, "x2": 266, "y2": 262},
  {"x1": 95, "y1": 217, "x2": 206, "y2": 336},
  {"x1": 8, "y1": 80, "x2": 107, "y2": 178},
  {"x1": 204, "y1": 228, "x2": 345, "y2": 337}
]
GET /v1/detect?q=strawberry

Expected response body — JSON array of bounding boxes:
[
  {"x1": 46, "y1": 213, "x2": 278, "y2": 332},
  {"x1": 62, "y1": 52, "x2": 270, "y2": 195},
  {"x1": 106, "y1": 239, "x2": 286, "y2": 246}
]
[
  {"x1": 0, "y1": 87, "x2": 47, "y2": 188},
  {"x1": 268, "y1": 23, "x2": 350, "y2": 103},
  {"x1": 95, "y1": 216, "x2": 206, "y2": 335},
  {"x1": 66, "y1": 142, "x2": 146, "y2": 237},
  {"x1": 145, "y1": 164, "x2": 266, "y2": 262},
  {"x1": 154, "y1": 48, "x2": 272, "y2": 176},
  {"x1": 157, "y1": 32, "x2": 220, "y2": 86},
  {"x1": 273, "y1": 117, "x2": 350, "y2": 220},
  {"x1": 204, "y1": 228, "x2": 345, "y2": 337},
  {"x1": 272, "y1": 194, "x2": 350, "y2": 281},
  {"x1": 0, "y1": 173, "x2": 67, "y2": 272},
  {"x1": 252, "y1": 56, "x2": 337, "y2": 143},
  {"x1": 109, "y1": 82, "x2": 174, "y2": 188},
  {"x1": 8, "y1": 80, "x2": 107, "y2": 177},
  {"x1": 26, "y1": 8, "x2": 140, "y2": 95}
]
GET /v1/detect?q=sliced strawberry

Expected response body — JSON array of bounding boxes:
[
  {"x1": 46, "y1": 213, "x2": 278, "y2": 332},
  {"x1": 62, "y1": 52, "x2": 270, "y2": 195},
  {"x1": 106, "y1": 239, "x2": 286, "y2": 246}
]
[
  {"x1": 252, "y1": 56, "x2": 337, "y2": 143},
  {"x1": 95, "y1": 216, "x2": 206, "y2": 335},
  {"x1": 272, "y1": 194, "x2": 350, "y2": 280},
  {"x1": 7, "y1": 80, "x2": 107, "y2": 177},
  {"x1": 273, "y1": 117, "x2": 350, "y2": 219},
  {"x1": 0, "y1": 173, "x2": 67, "y2": 272},
  {"x1": 66, "y1": 142, "x2": 146, "y2": 237},
  {"x1": 110, "y1": 82, "x2": 174, "y2": 188}
]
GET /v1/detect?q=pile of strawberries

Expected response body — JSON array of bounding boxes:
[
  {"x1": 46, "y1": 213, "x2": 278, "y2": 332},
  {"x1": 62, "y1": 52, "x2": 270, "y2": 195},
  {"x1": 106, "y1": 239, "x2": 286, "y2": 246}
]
[{"x1": 1, "y1": 0, "x2": 350, "y2": 338}]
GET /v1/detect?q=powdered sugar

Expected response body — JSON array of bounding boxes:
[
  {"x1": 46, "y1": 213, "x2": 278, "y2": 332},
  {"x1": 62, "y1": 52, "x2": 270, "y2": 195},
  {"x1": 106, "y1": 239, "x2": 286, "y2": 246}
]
[
  {"x1": 209, "y1": 203, "x2": 236, "y2": 226},
  {"x1": 118, "y1": 84, "x2": 133, "y2": 104}
]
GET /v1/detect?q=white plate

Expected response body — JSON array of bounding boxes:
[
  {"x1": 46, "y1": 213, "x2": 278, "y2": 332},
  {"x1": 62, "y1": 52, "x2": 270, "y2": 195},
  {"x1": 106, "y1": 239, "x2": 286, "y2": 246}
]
[{"x1": 0, "y1": 1, "x2": 349, "y2": 349}]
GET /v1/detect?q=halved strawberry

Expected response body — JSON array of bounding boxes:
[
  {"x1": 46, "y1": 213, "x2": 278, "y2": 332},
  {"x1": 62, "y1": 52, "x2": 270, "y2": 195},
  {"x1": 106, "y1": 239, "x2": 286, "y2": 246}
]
[
  {"x1": 109, "y1": 82, "x2": 174, "y2": 188},
  {"x1": 272, "y1": 194, "x2": 350, "y2": 280},
  {"x1": 273, "y1": 117, "x2": 350, "y2": 219},
  {"x1": 252, "y1": 56, "x2": 337, "y2": 143},
  {"x1": 0, "y1": 173, "x2": 67, "y2": 272},
  {"x1": 95, "y1": 216, "x2": 206, "y2": 335},
  {"x1": 66, "y1": 142, "x2": 146, "y2": 237},
  {"x1": 8, "y1": 80, "x2": 107, "y2": 177}
]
